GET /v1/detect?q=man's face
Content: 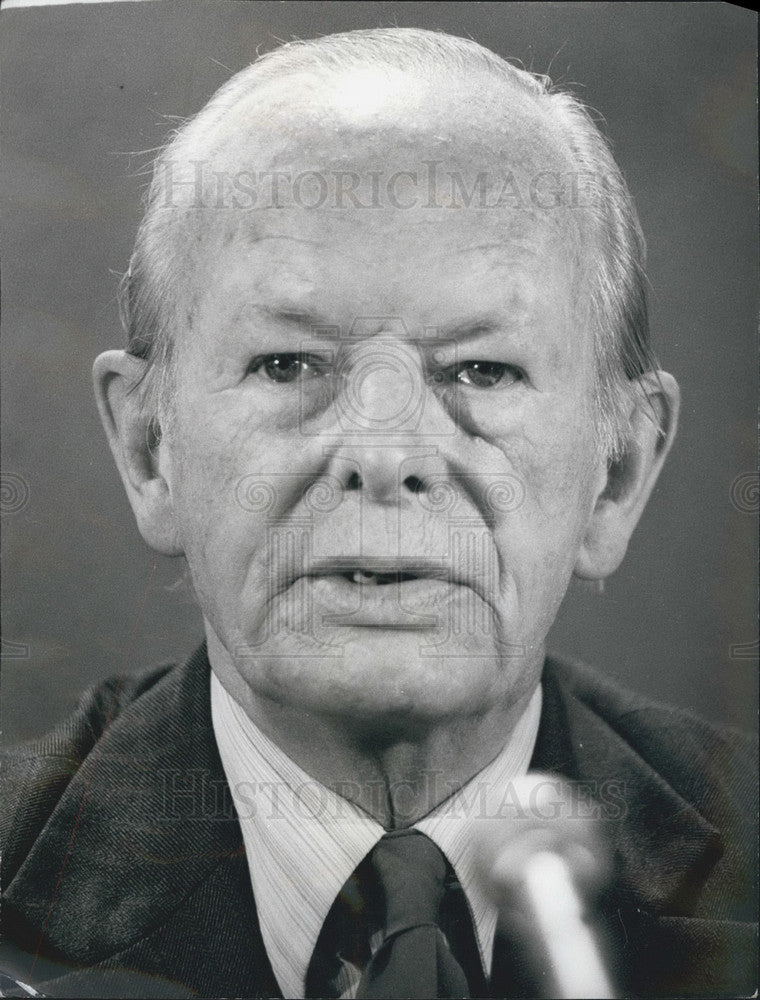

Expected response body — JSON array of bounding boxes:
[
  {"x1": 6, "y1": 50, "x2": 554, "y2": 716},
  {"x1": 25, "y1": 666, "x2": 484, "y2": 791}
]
[{"x1": 160, "y1": 87, "x2": 607, "y2": 737}]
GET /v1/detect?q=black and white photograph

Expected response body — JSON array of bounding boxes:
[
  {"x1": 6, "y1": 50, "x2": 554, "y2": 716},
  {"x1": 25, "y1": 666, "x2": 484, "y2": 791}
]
[{"x1": 1, "y1": 2, "x2": 757, "y2": 997}]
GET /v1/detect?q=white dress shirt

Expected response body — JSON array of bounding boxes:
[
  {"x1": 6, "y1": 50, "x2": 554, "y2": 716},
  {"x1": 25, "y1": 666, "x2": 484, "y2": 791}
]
[{"x1": 211, "y1": 673, "x2": 542, "y2": 999}]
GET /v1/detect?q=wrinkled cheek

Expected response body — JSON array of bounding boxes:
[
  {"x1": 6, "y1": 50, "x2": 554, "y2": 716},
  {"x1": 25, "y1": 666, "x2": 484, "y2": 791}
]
[
  {"x1": 168, "y1": 449, "x2": 253, "y2": 619},
  {"x1": 491, "y1": 464, "x2": 590, "y2": 630}
]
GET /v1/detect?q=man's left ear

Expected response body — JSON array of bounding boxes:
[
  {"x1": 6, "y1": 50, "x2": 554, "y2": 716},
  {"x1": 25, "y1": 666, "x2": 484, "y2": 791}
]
[{"x1": 574, "y1": 371, "x2": 680, "y2": 580}]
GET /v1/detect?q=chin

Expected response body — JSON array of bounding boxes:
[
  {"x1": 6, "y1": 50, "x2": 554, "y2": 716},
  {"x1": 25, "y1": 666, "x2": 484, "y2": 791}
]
[{"x1": 240, "y1": 627, "x2": 514, "y2": 724}]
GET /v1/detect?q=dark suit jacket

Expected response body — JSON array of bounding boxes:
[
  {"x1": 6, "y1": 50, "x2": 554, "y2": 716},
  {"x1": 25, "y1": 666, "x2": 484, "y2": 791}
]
[{"x1": 1, "y1": 644, "x2": 756, "y2": 999}]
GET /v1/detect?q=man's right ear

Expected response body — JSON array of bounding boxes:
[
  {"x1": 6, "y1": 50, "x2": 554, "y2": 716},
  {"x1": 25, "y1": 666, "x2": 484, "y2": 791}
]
[{"x1": 93, "y1": 350, "x2": 184, "y2": 556}]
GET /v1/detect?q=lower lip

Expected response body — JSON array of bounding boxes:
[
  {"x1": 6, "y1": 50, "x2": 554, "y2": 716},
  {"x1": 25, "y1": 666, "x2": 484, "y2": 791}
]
[{"x1": 299, "y1": 574, "x2": 467, "y2": 628}]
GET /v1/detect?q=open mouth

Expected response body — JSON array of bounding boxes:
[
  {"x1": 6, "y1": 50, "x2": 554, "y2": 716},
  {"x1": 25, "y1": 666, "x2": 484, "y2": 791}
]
[
  {"x1": 290, "y1": 561, "x2": 476, "y2": 627},
  {"x1": 342, "y1": 570, "x2": 421, "y2": 585}
]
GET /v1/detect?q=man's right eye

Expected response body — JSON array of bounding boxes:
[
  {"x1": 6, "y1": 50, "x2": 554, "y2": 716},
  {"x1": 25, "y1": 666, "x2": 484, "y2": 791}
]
[{"x1": 248, "y1": 354, "x2": 323, "y2": 383}]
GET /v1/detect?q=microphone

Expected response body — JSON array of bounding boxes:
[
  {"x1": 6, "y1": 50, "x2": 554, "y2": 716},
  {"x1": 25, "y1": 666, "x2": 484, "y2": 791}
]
[{"x1": 474, "y1": 773, "x2": 616, "y2": 999}]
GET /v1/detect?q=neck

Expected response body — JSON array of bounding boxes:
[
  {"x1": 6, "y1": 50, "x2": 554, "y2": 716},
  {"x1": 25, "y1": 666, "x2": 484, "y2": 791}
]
[{"x1": 213, "y1": 657, "x2": 540, "y2": 828}]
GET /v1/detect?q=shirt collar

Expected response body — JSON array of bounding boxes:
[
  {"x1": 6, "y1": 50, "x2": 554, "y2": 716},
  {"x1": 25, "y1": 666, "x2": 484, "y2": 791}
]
[{"x1": 211, "y1": 673, "x2": 542, "y2": 1000}]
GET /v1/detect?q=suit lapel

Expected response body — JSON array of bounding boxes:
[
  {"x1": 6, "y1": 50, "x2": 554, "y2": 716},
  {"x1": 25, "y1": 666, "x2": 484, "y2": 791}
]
[
  {"x1": 496, "y1": 656, "x2": 730, "y2": 997},
  {"x1": 5, "y1": 644, "x2": 282, "y2": 997},
  {"x1": 28, "y1": 852, "x2": 282, "y2": 998},
  {"x1": 533, "y1": 657, "x2": 722, "y2": 915}
]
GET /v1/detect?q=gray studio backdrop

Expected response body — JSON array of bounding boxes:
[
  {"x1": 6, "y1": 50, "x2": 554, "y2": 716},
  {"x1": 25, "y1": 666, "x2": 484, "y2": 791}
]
[{"x1": 2, "y1": 1, "x2": 757, "y2": 742}]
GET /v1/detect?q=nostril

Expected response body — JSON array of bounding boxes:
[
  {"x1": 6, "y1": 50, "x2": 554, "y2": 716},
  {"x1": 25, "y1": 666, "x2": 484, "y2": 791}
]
[
  {"x1": 346, "y1": 469, "x2": 362, "y2": 491},
  {"x1": 403, "y1": 475, "x2": 424, "y2": 494}
]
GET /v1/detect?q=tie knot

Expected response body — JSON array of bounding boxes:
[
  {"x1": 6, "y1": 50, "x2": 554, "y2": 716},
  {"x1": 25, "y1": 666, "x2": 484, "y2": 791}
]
[{"x1": 369, "y1": 830, "x2": 448, "y2": 939}]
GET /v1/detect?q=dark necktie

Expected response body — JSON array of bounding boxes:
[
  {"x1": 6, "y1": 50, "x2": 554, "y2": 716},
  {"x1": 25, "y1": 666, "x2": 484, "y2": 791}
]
[{"x1": 356, "y1": 830, "x2": 471, "y2": 999}]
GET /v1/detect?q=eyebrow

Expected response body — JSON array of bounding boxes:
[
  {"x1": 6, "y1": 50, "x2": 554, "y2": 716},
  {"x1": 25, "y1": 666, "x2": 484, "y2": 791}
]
[
  {"x1": 230, "y1": 303, "x2": 333, "y2": 332},
  {"x1": 439, "y1": 318, "x2": 513, "y2": 341},
  {"x1": 229, "y1": 303, "x2": 525, "y2": 343}
]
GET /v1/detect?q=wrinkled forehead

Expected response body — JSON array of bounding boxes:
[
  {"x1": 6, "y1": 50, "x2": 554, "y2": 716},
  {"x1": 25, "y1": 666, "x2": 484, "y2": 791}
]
[{"x1": 166, "y1": 67, "x2": 587, "y2": 313}]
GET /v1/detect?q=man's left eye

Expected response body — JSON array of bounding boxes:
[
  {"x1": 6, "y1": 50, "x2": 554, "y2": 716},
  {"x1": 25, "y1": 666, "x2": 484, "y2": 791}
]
[
  {"x1": 449, "y1": 361, "x2": 523, "y2": 388},
  {"x1": 248, "y1": 353, "x2": 323, "y2": 383}
]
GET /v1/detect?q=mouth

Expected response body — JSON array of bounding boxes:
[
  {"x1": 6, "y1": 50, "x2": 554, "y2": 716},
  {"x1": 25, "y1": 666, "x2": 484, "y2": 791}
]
[
  {"x1": 289, "y1": 560, "x2": 471, "y2": 628},
  {"x1": 306, "y1": 559, "x2": 457, "y2": 587},
  {"x1": 339, "y1": 569, "x2": 429, "y2": 586}
]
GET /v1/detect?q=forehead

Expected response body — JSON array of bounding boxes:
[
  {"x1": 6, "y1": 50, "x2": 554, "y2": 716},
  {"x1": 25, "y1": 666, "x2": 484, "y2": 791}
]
[{"x1": 174, "y1": 67, "x2": 586, "y2": 331}]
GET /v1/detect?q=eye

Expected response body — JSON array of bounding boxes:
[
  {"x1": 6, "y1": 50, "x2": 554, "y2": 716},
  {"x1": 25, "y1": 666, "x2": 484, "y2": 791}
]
[
  {"x1": 448, "y1": 361, "x2": 523, "y2": 389},
  {"x1": 248, "y1": 353, "x2": 324, "y2": 384}
]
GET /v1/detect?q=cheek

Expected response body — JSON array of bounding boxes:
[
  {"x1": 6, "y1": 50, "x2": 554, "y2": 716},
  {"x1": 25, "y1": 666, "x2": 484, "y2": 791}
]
[
  {"x1": 491, "y1": 409, "x2": 601, "y2": 579},
  {"x1": 165, "y1": 416, "x2": 262, "y2": 573},
  {"x1": 165, "y1": 405, "x2": 325, "y2": 610},
  {"x1": 173, "y1": 446, "x2": 236, "y2": 533},
  {"x1": 532, "y1": 446, "x2": 598, "y2": 524}
]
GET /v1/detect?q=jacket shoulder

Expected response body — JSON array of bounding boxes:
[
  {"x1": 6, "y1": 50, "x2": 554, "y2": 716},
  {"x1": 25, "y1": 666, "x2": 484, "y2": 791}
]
[
  {"x1": 544, "y1": 653, "x2": 757, "y2": 818},
  {"x1": 545, "y1": 655, "x2": 756, "y2": 786},
  {"x1": 1, "y1": 663, "x2": 176, "y2": 886}
]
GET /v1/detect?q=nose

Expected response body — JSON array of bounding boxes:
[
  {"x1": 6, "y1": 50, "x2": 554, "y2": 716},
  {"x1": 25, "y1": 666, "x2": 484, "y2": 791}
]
[
  {"x1": 335, "y1": 337, "x2": 425, "y2": 433},
  {"x1": 327, "y1": 338, "x2": 454, "y2": 506},
  {"x1": 338, "y1": 449, "x2": 430, "y2": 505}
]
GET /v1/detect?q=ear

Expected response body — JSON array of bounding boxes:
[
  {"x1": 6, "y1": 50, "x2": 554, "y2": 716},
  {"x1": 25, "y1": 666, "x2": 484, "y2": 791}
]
[
  {"x1": 574, "y1": 371, "x2": 680, "y2": 580},
  {"x1": 93, "y1": 350, "x2": 184, "y2": 556}
]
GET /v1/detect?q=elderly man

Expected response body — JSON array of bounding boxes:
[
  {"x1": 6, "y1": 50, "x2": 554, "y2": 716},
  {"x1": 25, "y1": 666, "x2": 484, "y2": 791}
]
[{"x1": 1, "y1": 27, "x2": 755, "y2": 1000}]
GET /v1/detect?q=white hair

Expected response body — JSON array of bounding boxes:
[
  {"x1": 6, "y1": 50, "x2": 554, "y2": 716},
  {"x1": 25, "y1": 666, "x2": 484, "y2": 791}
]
[{"x1": 122, "y1": 27, "x2": 658, "y2": 459}]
